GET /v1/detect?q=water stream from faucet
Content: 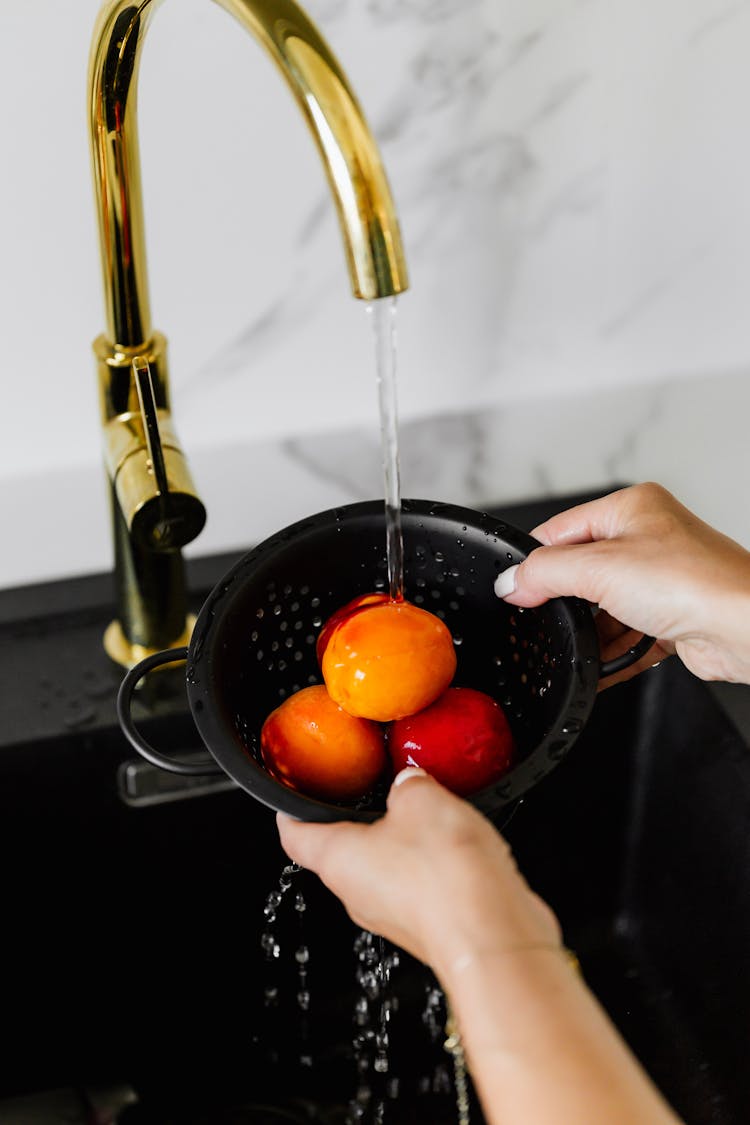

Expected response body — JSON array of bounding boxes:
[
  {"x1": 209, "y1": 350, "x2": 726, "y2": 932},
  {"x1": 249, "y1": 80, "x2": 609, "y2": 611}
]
[{"x1": 367, "y1": 297, "x2": 404, "y2": 603}]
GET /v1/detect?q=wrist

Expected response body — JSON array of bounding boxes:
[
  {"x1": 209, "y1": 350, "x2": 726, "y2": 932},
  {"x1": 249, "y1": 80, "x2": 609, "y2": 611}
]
[
  {"x1": 432, "y1": 937, "x2": 577, "y2": 1002},
  {"x1": 421, "y1": 881, "x2": 564, "y2": 987},
  {"x1": 436, "y1": 940, "x2": 585, "y2": 1072}
]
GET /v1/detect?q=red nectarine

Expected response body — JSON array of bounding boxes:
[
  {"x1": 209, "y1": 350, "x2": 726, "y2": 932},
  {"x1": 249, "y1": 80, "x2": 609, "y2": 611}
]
[{"x1": 387, "y1": 687, "x2": 515, "y2": 797}]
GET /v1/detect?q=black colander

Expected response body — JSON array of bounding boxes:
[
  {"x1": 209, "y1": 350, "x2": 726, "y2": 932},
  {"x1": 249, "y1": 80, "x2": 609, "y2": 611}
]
[{"x1": 118, "y1": 499, "x2": 652, "y2": 822}]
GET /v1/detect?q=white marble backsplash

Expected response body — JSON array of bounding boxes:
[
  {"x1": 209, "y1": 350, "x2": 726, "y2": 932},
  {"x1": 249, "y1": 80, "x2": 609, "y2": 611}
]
[
  {"x1": 4, "y1": 366, "x2": 748, "y2": 590},
  {"x1": 1, "y1": 0, "x2": 749, "y2": 587}
]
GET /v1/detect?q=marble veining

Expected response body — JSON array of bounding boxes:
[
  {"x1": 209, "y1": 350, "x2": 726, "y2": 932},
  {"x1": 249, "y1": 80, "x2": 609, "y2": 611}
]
[{"x1": 1, "y1": 0, "x2": 749, "y2": 586}]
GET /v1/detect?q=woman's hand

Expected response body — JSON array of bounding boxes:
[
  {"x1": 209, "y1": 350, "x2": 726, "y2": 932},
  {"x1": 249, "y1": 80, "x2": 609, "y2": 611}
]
[
  {"x1": 277, "y1": 769, "x2": 560, "y2": 979},
  {"x1": 277, "y1": 770, "x2": 684, "y2": 1125},
  {"x1": 495, "y1": 482, "x2": 750, "y2": 687}
]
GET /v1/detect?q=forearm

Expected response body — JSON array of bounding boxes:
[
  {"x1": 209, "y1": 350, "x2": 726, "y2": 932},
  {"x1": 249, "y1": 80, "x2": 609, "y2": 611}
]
[{"x1": 436, "y1": 947, "x2": 683, "y2": 1125}]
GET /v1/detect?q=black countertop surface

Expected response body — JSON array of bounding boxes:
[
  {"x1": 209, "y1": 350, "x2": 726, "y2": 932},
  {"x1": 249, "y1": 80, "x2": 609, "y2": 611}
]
[{"x1": 3, "y1": 486, "x2": 748, "y2": 752}]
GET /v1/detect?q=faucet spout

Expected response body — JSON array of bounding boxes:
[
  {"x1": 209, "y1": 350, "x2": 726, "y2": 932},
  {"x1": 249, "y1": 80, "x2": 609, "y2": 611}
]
[{"x1": 88, "y1": 0, "x2": 409, "y2": 665}]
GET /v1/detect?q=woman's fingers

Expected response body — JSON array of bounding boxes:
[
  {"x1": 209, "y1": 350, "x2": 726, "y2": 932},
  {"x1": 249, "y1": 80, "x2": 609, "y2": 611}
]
[
  {"x1": 495, "y1": 541, "x2": 617, "y2": 609},
  {"x1": 276, "y1": 813, "x2": 364, "y2": 875},
  {"x1": 529, "y1": 487, "x2": 635, "y2": 546},
  {"x1": 391, "y1": 765, "x2": 431, "y2": 792}
]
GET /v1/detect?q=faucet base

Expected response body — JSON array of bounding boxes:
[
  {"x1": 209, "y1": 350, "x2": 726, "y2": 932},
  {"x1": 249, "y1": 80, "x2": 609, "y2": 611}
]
[{"x1": 103, "y1": 615, "x2": 197, "y2": 670}]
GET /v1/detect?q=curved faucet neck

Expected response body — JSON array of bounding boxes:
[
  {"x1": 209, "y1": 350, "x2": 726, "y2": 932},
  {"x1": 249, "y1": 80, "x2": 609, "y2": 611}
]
[
  {"x1": 88, "y1": 0, "x2": 408, "y2": 663},
  {"x1": 88, "y1": 0, "x2": 408, "y2": 353}
]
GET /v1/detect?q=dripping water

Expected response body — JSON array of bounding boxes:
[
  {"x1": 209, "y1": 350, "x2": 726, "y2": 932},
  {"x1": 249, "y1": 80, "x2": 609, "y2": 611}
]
[
  {"x1": 367, "y1": 297, "x2": 404, "y2": 602},
  {"x1": 260, "y1": 862, "x2": 312, "y2": 1069},
  {"x1": 348, "y1": 930, "x2": 401, "y2": 1123}
]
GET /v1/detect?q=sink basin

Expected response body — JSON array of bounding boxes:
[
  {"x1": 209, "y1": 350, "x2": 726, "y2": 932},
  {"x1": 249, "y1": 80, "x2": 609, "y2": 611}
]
[{"x1": 2, "y1": 491, "x2": 749, "y2": 1123}]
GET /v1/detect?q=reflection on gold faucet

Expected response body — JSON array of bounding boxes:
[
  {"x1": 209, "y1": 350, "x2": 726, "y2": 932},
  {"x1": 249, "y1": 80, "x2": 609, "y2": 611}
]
[{"x1": 88, "y1": 0, "x2": 409, "y2": 667}]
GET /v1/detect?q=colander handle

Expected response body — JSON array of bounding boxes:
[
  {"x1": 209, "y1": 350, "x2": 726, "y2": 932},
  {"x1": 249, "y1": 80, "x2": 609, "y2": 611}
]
[
  {"x1": 116, "y1": 647, "x2": 224, "y2": 776},
  {"x1": 599, "y1": 632, "x2": 656, "y2": 679}
]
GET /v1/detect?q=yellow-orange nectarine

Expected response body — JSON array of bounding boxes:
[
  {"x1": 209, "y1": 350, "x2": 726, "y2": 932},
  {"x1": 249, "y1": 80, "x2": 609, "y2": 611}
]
[{"x1": 320, "y1": 598, "x2": 457, "y2": 722}]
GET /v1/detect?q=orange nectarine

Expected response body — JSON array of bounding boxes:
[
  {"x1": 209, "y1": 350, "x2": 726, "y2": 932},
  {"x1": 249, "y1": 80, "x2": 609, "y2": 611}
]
[
  {"x1": 320, "y1": 597, "x2": 457, "y2": 722},
  {"x1": 260, "y1": 685, "x2": 386, "y2": 803}
]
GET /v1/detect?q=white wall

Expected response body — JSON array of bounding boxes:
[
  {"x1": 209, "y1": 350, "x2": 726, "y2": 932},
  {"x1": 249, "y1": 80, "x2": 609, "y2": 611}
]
[{"x1": 2, "y1": 0, "x2": 749, "y2": 587}]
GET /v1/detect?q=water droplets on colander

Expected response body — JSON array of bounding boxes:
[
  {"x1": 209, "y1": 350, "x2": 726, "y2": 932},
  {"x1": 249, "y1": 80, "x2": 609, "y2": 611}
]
[
  {"x1": 183, "y1": 499, "x2": 602, "y2": 820},
  {"x1": 118, "y1": 499, "x2": 651, "y2": 822}
]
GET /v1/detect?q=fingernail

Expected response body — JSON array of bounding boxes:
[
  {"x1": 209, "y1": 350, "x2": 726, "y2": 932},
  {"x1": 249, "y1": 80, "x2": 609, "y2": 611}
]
[
  {"x1": 494, "y1": 564, "x2": 519, "y2": 599},
  {"x1": 392, "y1": 766, "x2": 428, "y2": 788}
]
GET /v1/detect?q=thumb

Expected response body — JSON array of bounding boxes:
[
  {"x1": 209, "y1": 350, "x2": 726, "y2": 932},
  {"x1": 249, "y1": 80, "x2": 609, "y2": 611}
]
[{"x1": 494, "y1": 541, "x2": 615, "y2": 609}]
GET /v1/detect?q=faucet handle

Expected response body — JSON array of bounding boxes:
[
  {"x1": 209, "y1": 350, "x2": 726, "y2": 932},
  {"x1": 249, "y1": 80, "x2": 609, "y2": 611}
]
[
  {"x1": 132, "y1": 356, "x2": 171, "y2": 504},
  {"x1": 102, "y1": 355, "x2": 207, "y2": 553},
  {"x1": 124, "y1": 355, "x2": 206, "y2": 551}
]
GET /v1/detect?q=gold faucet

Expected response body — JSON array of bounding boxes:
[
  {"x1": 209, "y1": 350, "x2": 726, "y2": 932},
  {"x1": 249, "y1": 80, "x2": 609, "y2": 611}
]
[{"x1": 88, "y1": 0, "x2": 409, "y2": 667}]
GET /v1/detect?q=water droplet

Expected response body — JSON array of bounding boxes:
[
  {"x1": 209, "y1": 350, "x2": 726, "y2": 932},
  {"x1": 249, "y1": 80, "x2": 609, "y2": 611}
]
[
  {"x1": 260, "y1": 932, "x2": 280, "y2": 959},
  {"x1": 562, "y1": 719, "x2": 583, "y2": 735},
  {"x1": 297, "y1": 989, "x2": 311, "y2": 1011},
  {"x1": 360, "y1": 971, "x2": 379, "y2": 999},
  {"x1": 295, "y1": 945, "x2": 310, "y2": 964}
]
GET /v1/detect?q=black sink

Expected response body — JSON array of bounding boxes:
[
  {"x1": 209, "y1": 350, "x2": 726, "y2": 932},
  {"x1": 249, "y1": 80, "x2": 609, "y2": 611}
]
[{"x1": 2, "y1": 491, "x2": 749, "y2": 1124}]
